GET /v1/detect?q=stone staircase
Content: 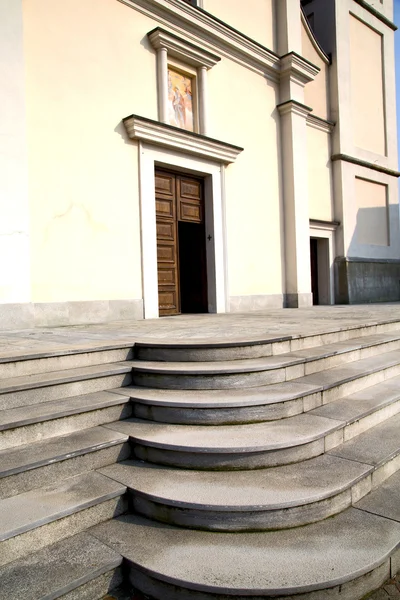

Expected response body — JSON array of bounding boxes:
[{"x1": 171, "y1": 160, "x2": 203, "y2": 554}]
[{"x1": 1, "y1": 322, "x2": 400, "y2": 599}]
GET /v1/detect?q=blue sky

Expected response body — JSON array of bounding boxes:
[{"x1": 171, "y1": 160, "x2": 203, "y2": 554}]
[{"x1": 395, "y1": 0, "x2": 400, "y2": 166}]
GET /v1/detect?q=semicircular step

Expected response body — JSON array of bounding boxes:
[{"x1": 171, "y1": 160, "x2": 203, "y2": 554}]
[
  {"x1": 99, "y1": 454, "x2": 372, "y2": 531},
  {"x1": 91, "y1": 509, "x2": 400, "y2": 600},
  {"x1": 104, "y1": 414, "x2": 342, "y2": 469}
]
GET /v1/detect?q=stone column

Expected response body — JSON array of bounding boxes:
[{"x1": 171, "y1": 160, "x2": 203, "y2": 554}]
[
  {"x1": 277, "y1": 2, "x2": 319, "y2": 307},
  {"x1": 198, "y1": 65, "x2": 208, "y2": 135},
  {"x1": 278, "y1": 99, "x2": 313, "y2": 307},
  {"x1": 157, "y1": 46, "x2": 169, "y2": 124}
]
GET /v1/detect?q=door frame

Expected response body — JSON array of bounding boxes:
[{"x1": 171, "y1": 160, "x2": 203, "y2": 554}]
[
  {"x1": 309, "y1": 221, "x2": 337, "y2": 305},
  {"x1": 138, "y1": 141, "x2": 228, "y2": 318}
]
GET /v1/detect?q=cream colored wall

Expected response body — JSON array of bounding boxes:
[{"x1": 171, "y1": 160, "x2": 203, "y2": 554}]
[
  {"x1": 307, "y1": 125, "x2": 333, "y2": 222},
  {"x1": 349, "y1": 14, "x2": 386, "y2": 155},
  {"x1": 22, "y1": 0, "x2": 163, "y2": 303},
  {"x1": 202, "y1": 0, "x2": 276, "y2": 51},
  {"x1": 355, "y1": 177, "x2": 389, "y2": 246},
  {"x1": 301, "y1": 23, "x2": 329, "y2": 120},
  {"x1": 0, "y1": 0, "x2": 30, "y2": 303},
  {"x1": 207, "y1": 60, "x2": 283, "y2": 297}
]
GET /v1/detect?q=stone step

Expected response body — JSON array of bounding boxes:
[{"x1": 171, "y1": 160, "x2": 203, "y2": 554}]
[
  {"x1": 121, "y1": 363, "x2": 400, "y2": 425},
  {"x1": 0, "y1": 390, "x2": 132, "y2": 450},
  {"x1": 104, "y1": 414, "x2": 343, "y2": 470},
  {"x1": 0, "y1": 471, "x2": 127, "y2": 566},
  {"x1": 0, "y1": 426, "x2": 129, "y2": 499},
  {"x1": 0, "y1": 531, "x2": 123, "y2": 600},
  {"x1": 0, "y1": 343, "x2": 133, "y2": 379},
  {"x1": 116, "y1": 380, "x2": 322, "y2": 424},
  {"x1": 329, "y1": 411, "x2": 400, "y2": 488},
  {"x1": 131, "y1": 348, "x2": 400, "y2": 390},
  {"x1": 100, "y1": 400, "x2": 400, "y2": 531},
  {"x1": 99, "y1": 454, "x2": 372, "y2": 531},
  {"x1": 105, "y1": 379, "x2": 400, "y2": 470},
  {"x1": 134, "y1": 329, "x2": 400, "y2": 362},
  {"x1": 0, "y1": 361, "x2": 134, "y2": 410},
  {"x1": 90, "y1": 508, "x2": 400, "y2": 600}
]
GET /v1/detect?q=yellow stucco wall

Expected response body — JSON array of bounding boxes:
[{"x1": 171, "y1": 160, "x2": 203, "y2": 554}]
[
  {"x1": 22, "y1": 0, "x2": 159, "y2": 302},
  {"x1": 301, "y1": 22, "x2": 329, "y2": 120},
  {"x1": 202, "y1": 0, "x2": 276, "y2": 51},
  {"x1": 307, "y1": 126, "x2": 333, "y2": 223},
  {"x1": 355, "y1": 177, "x2": 389, "y2": 246},
  {"x1": 349, "y1": 14, "x2": 386, "y2": 155},
  {"x1": 208, "y1": 62, "x2": 283, "y2": 296}
]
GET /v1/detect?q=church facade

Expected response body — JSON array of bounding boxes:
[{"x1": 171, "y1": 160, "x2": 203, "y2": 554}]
[{"x1": 1, "y1": 0, "x2": 399, "y2": 327}]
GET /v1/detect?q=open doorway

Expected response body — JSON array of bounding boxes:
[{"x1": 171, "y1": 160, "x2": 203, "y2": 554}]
[
  {"x1": 310, "y1": 237, "x2": 330, "y2": 305},
  {"x1": 155, "y1": 169, "x2": 208, "y2": 316}
]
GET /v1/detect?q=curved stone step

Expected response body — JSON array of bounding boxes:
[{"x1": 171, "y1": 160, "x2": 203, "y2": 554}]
[
  {"x1": 99, "y1": 454, "x2": 371, "y2": 531},
  {"x1": 0, "y1": 426, "x2": 130, "y2": 499},
  {"x1": 131, "y1": 349, "x2": 400, "y2": 391},
  {"x1": 104, "y1": 414, "x2": 342, "y2": 469},
  {"x1": 0, "y1": 531, "x2": 123, "y2": 600},
  {"x1": 0, "y1": 471, "x2": 127, "y2": 566},
  {"x1": 91, "y1": 509, "x2": 400, "y2": 599},
  {"x1": 134, "y1": 332, "x2": 400, "y2": 362},
  {"x1": 119, "y1": 380, "x2": 321, "y2": 424}
]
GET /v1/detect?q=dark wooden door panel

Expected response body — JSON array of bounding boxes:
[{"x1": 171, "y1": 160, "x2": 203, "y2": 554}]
[
  {"x1": 177, "y1": 176, "x2": 204, "y2": 224},
  {"x1": 155, "y1": 169, "x2": 206, "y2": 316}
]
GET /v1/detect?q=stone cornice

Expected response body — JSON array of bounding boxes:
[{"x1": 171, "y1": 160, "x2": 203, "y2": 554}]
[
  {"x1": 118, "y1": 0, "x2": 281, "y2": 79},
  {"x1": 307, "y1": 114, "x2": 335, "y2": 133},
  {"x1": 277, "y1": 100, "x2": 312, "y2": 118},
  {"x1": 147, "y1": 27, "x2": 221, "y2": 68},
  {"x1": 123, "y1": 114, "x2": 243, "y2": 164},
  {"x1": 352, "y1": 0, "x2": 397, "y2": 31},
  {"x1": 310, "y1": 219, "x2": 340, "y2": 231},
  {"x1": 331, "y1": 154, "x2": 400, "y2": 178},
  {"x1": 280, "y1": 52, "x2": 320, "y2": 85}
]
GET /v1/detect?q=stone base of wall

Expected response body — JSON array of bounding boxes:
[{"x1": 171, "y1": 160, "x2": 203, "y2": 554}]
[
  {"x1": 334, "y1": 257, "x2": 400, "y2": 304},
  {"x1": 0, "y1": 299, "x2": 144, "y2": 330},
  {"x1": 229, "y1": 294, "x2": 284, "y2": 312}
]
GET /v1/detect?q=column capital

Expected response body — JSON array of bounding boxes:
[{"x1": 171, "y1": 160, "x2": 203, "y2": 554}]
[{"x1": 277, "y1": 99, "x2": 312, "y2": 118}]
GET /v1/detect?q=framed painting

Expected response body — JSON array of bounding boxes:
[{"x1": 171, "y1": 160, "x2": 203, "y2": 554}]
[{"x1": 167, "y1": 67, "x2": 195, "y2": 132}]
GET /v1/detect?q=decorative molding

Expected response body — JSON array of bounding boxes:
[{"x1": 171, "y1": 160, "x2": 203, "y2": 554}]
[
  {"x1": 352, "y1": 0, "x2": 397, "y2": 31},
  {"x1": 300, "y1": 9, "x2": 330, "y2": 64},
  {"x1": 277, "y1": 99, "x2": 312, "y2": 118},
  {"x1": 307, "y1": 114, "x2": 335, "y2": 133},
  {"x1": 280, "y1": 52, "x2": 320, "y2": 85},
  {"x1": 331, "y1": 154, "x2": 400, "y2": 178},
  {"x1": 118, "y1": 0, "x2": 281, "y2": 80},
  {"x1": 123, "y1": 114, "x2": 243, "y2": 164},
  {"x1": 310, "y1": 219, "x2": 340, "y2": 231},
  {"x1": 147, "y1": 27, "x2": 221, "y2": 69}
]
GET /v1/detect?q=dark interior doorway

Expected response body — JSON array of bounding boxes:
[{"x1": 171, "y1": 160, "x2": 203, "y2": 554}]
[
  {"x1": 310, "y1": 238, "x2": 319, "y2": 305},
  {"x1": 155, "y1": 169, "x2": 208, "y2": 316}
]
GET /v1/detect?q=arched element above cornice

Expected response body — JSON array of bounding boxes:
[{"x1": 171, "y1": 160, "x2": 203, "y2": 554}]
[{"x1": 300, "y1": 8, "x2": 330, "y2": 65}]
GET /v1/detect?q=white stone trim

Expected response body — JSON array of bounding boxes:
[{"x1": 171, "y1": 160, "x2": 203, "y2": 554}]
[
  {"x1": 148, "y1": 27, "x2": 220, "y2": 135},
  {"x1": 137, "y1": 143, "x2": 229, "y2": 319},
  {"x1": 309, "y1": 224, "x2": 336, "y2": 304},
  {"x1": 148, "y1": 27, "x2": 221, "y2": 69},
  {"x1": 307, "y1": 114, "x2": 335, "y2": 133},
  {"x1": 119, "y1": 0, "x2": 281, "y2": 80},
  {"x1": 280, "y1": 52, "x2": 320, "y2": 85},
  {"x1": 123, "y1": 115, "x2": 243, "y2": 164}
]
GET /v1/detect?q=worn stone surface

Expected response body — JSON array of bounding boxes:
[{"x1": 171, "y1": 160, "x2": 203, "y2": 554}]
[
  {"x1": 0, "y1": 531, "x2": 122, "y2": 600},
  {"x1": 91, "y1": 510, "x2": 400, "y2": 596}
]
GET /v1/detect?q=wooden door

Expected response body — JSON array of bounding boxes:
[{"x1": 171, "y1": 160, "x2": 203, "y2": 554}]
[
  {"x1": 155, "y1": 171, "x2": 180, "y2": 316},
  {"x1": 155, "y1": 170, "x2": 206, "y2": 316}
]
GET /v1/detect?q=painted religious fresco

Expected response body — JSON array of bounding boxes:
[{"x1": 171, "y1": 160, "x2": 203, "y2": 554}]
[{"x1": 168, "y1": 68, "x2": 194, "y2": 132}]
